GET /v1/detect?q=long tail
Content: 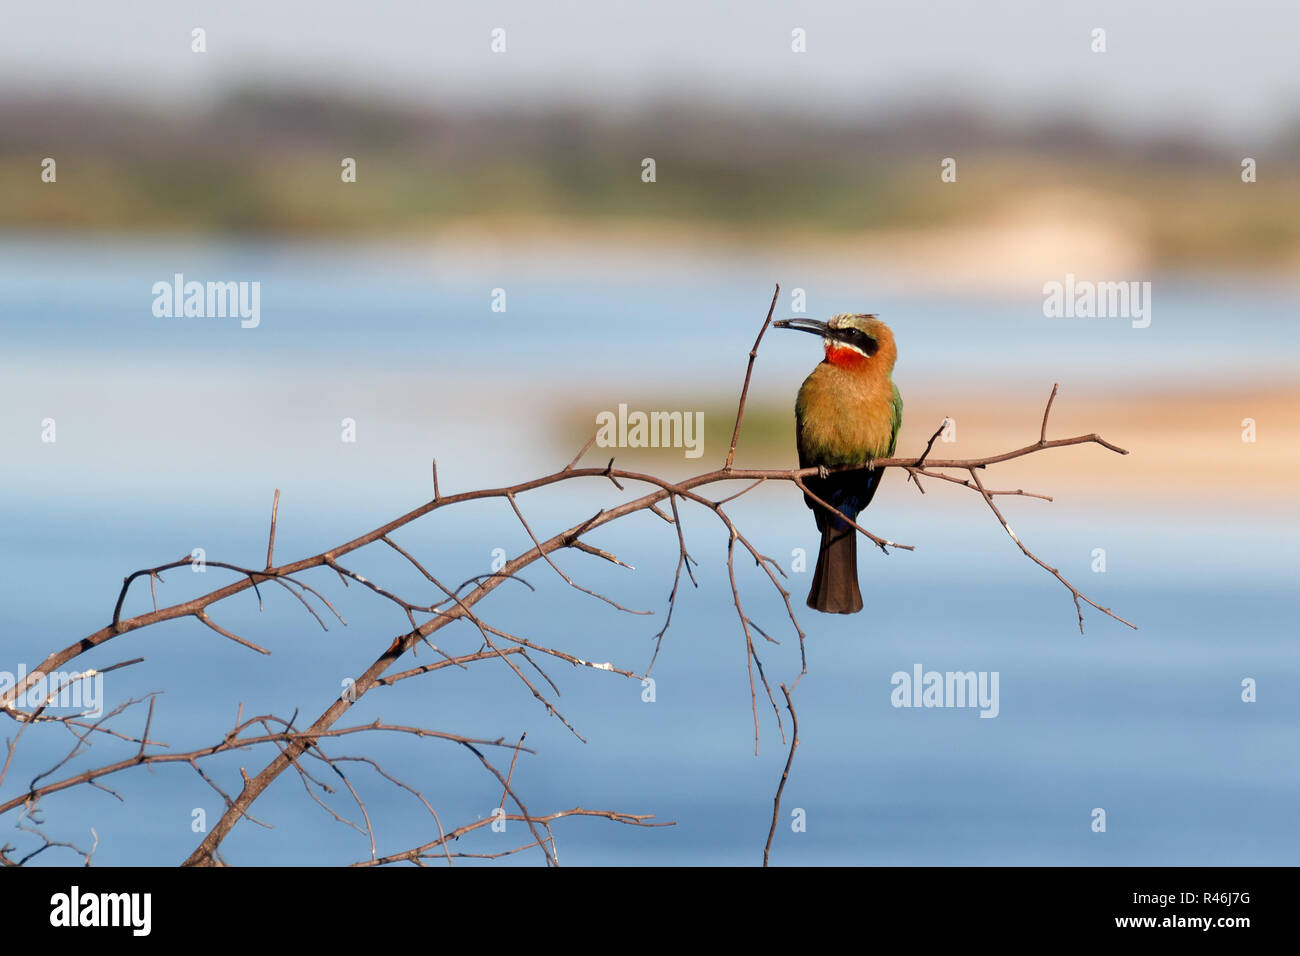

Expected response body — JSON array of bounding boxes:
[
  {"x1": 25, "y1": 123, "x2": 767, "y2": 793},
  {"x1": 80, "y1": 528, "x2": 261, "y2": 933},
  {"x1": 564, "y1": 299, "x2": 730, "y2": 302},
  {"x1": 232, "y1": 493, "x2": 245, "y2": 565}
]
[{"x1": 807, "y1": 521, "x2": 863, "y2": 614}]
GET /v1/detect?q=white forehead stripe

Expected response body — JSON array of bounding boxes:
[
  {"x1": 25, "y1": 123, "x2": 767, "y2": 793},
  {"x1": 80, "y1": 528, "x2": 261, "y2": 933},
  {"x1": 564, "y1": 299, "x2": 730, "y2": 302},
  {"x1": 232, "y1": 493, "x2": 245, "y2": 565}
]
[{"x1": 827, "y1": 312, "x2": 876, "y2": 330}]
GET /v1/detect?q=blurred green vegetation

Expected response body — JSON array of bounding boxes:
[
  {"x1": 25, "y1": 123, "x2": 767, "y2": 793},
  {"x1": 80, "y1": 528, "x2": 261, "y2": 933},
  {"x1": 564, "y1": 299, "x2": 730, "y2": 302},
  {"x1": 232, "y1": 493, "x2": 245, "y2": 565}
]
[
  {"x1": 558, "y1": 396, "x2": 796, "y2": 477},
  {"x1": 3, "y1": 90, "x2": 1299, "y2": 269}
]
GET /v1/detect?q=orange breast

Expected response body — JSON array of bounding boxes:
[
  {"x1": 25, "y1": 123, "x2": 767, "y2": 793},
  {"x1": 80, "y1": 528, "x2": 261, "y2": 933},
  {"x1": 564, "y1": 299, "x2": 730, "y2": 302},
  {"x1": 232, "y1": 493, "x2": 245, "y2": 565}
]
[{"x1": 796, "y1": 360, "x2": 897, "y2": 463}]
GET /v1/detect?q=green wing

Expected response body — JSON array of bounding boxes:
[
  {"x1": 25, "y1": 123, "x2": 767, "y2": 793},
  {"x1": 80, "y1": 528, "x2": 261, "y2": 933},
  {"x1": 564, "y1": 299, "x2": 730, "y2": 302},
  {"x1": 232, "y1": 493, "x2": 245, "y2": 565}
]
[{"x1": 887, "y1": 382, "x2": 903, "y2": 457}]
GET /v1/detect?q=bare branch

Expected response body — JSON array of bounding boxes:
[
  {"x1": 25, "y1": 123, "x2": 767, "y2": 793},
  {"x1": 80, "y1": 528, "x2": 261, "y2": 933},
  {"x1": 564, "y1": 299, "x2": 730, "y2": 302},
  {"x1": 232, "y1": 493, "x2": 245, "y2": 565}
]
[
  {"x1": 3, "y1": 285, "x2": 1132, "y2": 868},
  {"x1": 764, "y1": 684, "x2": 800, "y2": 867},
  {"x1": 265, "y1": 488, "x2": 281, "y2": 569},
  {"x1": 725, "y1": 282, "x2": 780, "y2": 470}
]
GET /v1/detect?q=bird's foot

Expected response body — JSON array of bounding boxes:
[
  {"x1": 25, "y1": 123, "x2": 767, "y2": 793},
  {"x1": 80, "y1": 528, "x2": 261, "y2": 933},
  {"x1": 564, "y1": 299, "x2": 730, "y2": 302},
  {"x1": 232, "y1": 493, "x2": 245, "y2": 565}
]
[{"x1": 817, "y1": 464, "x2": 829, "y2": 479}]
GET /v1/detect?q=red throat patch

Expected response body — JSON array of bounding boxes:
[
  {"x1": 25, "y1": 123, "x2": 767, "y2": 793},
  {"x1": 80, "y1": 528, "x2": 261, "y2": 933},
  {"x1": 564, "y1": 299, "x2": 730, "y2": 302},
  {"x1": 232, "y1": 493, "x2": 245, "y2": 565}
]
[{"x1": 825, "y1": 343, "x2": 870, "y2": 369}]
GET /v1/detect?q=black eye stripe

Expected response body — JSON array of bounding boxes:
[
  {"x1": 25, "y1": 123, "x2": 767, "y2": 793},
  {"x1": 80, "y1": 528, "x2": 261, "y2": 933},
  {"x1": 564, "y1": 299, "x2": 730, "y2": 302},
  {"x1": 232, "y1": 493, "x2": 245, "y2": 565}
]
[{"x1": 836, "y1": 328, "x2": 879, "y2": 355}]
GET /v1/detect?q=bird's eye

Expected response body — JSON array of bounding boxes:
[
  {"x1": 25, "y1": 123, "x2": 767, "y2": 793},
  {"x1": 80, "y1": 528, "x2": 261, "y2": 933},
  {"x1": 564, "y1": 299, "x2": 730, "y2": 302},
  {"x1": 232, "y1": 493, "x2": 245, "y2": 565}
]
[{"x1": 844, "y1": 329, "x2": 879, "y2": 355}]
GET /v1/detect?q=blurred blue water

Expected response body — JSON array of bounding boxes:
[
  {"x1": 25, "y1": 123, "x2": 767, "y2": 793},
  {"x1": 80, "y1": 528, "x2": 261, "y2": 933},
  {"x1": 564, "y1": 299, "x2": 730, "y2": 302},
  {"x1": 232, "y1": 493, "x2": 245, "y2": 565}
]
[
  {"x1": 1, "y1": 487, "x2": 1295, "y2": 866},
  {"x1": 1, "y1": 236, "x2": 1295, "y2": 865},
  {"x1": 3, "y1": 231, "x2": 1298, "y2": 388}
]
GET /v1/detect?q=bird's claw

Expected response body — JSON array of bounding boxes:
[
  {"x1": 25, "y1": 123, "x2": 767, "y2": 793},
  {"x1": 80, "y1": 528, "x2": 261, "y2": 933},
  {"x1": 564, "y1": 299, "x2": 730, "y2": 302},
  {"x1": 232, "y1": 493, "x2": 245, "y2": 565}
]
[{"x1": 817, "y1": 465, "x2": 829, "y2": 479}]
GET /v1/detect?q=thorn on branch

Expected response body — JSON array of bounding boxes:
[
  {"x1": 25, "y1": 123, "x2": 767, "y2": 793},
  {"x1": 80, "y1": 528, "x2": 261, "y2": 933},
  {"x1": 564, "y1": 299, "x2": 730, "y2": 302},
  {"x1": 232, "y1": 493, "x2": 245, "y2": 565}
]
[{"x1": 603, "y1": 459, "x2": 625, "y2": 491}]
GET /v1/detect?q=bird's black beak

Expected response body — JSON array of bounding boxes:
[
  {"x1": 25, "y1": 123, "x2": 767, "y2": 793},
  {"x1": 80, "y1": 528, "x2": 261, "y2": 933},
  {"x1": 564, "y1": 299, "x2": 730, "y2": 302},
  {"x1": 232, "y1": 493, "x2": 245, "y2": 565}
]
[{"x1": 773, "y1": 318, "x2": 830, "y2": 337}]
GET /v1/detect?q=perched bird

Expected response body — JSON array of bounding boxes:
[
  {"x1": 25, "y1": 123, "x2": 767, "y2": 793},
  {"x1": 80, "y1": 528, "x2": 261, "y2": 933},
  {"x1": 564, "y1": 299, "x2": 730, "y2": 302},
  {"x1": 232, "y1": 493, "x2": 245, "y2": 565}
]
[{"x1": 773, "y1": 314, "x2": 902, "y2": 614}]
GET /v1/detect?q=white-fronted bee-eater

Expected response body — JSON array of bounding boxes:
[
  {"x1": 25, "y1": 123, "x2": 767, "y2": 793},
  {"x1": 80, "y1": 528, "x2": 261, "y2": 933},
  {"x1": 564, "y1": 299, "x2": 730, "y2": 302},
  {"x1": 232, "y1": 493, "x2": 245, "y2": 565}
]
[{"x1": 774, "y1": 313, "x2": 902, "y2": 614}]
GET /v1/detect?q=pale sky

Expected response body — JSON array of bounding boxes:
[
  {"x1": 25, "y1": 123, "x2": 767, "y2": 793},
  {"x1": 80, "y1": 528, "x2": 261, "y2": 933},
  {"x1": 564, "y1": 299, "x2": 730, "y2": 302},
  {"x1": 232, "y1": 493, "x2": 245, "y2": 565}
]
[{"x1": 3, "y1": 0, "x2": 1297, "y2": 140}]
